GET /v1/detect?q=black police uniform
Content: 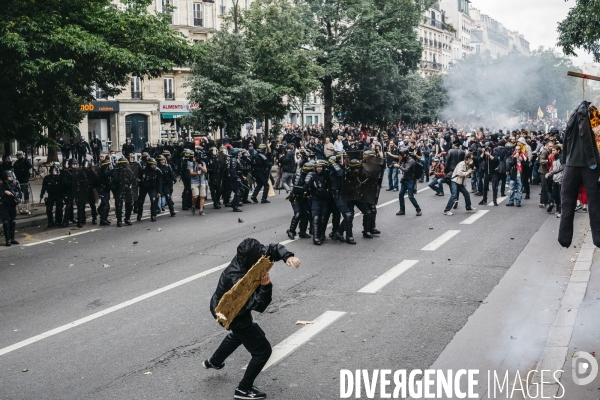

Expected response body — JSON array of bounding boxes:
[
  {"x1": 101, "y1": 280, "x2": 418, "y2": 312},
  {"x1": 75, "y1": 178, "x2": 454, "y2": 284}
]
[
  {"x1": 75, "y1": 139, "x2": 91, "y2": 164},
  {"x1": 122, "y1": 141, "x2": 135, "y2": 158},
  {"x1": 13, "y1": 157, "x2": 33, "y2": 204},
  {"x1": 251, "y1": 150, "x2": 272, "y2": 203},
  {"x1": 137, "y1": 163, "x2": 163, "y2": 222},
  {"x1": 40, "y1": 170, "x2": 63, "y2": 227},
  {"x1": 206, "y1": 154, "x2": 223, "y2": 208},
  {"x1": 97, "y1": 164, "x2": 113, "y2": 226},
  {"x1": 286, "y1": 162, "x2": 313, "y2": 240},
  {"x1": 307, "y1": 164, "x2": 330, "y2": 245},
  {"x1": 158, "y1": 161, "x2": 176, "y2": 216},
  {"x1": 1, "y1": 173, "x2": 22, "y2": 246},
  {"x1": 91, "y1": 137, "x2": 103, "y2": 164}
]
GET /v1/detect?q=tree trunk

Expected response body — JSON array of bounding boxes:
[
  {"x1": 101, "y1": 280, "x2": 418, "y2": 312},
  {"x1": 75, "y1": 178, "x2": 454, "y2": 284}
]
[
  {"x1": 323, "y1": 76, "x2": 333, "y2": 139},
  {"x1": 47, "y1": 128, "x2": 59, "y2": 162},
  {"x1": 4, "y1": 140, "x2": 10, "y2": 157},
  {"x1": 264, "y1": 119, "x2": 269, "y2": 144}
]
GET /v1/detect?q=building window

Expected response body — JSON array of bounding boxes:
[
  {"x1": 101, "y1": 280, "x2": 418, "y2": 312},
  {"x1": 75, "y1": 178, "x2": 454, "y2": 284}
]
[
  {"x1": 193, "y1": 2, "x2": 203, "y2": 26},
  {"x1": 220, "y1": 0, "x2": 226, "y2": 15},
  {"x1": 164, "y1": 78, "x2": 174, "y2": 100},
  {"x1": 314, "y1": 116, "x2": 319, "y2": 124},
  {"x1": 93, "y1": 83, "x2": 106, "y2": 99},
  {"x1": 306, "y1": 116, "x2": 313, "y2": 125},
  {"x1": 245, "y1": 0, "x2": 248, "y2": 9},
  {"x1": 131, "y1": 77, "x2": 142, "y2": 99}
]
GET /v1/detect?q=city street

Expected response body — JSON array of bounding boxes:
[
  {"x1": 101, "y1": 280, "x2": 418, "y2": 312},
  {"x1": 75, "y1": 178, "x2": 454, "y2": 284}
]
[{"x1": 0, "y1": 184, "x2": 590, "y2": 399}]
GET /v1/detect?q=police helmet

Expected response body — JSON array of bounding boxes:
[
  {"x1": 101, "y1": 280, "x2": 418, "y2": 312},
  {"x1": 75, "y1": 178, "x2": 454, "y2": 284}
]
[
  {"x1": 400, "y1": 149, "x2": 409, "y2": 157},
  {"x1": 302, "y1": 161, "x2": 315, "y2": 171},
  {"x1": 349, "y1": 159, "x2": 361, "y2": 167},
  {"x1": 101, "y1": 159, "x2": 111, "y2": 167},
  {"x1": 156, "y1": 155, "x2": 165, "y2": 161},
  {"x1": 117, "y1": 157, "x2": 128, "y2": 164},
  {"x1": 363, "y1": 150, "x2": 375, "y2": 158},
  {"x1": 68, "y1": 158, "x2": 78, "y2": 166},
  {"x1": 162, "y1": 150, "x2": 171, "y2": 156},
  {"x1": 184, "y1": 150, "x2": 194, "y2": 158},
  {"x1": 141, "y1": 152, "x2": 149, "y2": 158},
  {"x1": 258, "y1": 144, "x2": 267, "y2": 151},
  {"x1": 315, "y1": 160, "x2": 328, "y2": 168},
  {"x1": 328, "y1": 155, "x2": 337, "y2": 164},
  {"x1": 147, "y1": 158, "x2": 157, "y2": 165},
  {"x1": 2, "y1": 170, "x2": 13, "y2": 180},
  {"x1": 16, "y1": 151, "x2": 24, "y2": 157}
]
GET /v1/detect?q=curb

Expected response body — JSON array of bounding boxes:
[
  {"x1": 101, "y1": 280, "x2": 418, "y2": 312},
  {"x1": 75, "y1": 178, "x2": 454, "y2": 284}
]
[{"x1": 527, "y1": 230, "x2": 595, "y2": 397}]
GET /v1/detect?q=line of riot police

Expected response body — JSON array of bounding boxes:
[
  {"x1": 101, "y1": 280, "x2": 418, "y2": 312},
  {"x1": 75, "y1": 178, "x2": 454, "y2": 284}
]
[{"x1": 286, "y1": 150, "x2": 386, "y2": 246}]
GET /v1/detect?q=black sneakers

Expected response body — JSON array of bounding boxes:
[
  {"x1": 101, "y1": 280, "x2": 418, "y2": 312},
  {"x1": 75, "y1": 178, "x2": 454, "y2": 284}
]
[
  {"x1": 202, "y1": 359, "x2": 224, "y2": 370},
  {"x1": 234, "y1": 387, "x2": 267, "y2": 399}
]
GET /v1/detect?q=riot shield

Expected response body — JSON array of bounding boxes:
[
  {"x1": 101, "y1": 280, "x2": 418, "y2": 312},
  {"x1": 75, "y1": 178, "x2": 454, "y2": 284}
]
[
  {"x1": 359, "y1": 156, "x2": 385, "y2": 204},
  {"x1": 341, "y1": 151, "x2": 362, "y2": 201},
  {"x1": 217, "y1": 153, "x2": 228, "y2": 185},
  {"x1": 122, "y1": 163, "x2": 140, "y2": 202},
  {"x1": 88, "y1": 166, "x2": 100, "y2": 203},
  {"x1": 208, "y1": 155, "x2": 225, "y2": 186},
  {"x1": 72, "y1": 169, "x2": 89, "y2": 204}
]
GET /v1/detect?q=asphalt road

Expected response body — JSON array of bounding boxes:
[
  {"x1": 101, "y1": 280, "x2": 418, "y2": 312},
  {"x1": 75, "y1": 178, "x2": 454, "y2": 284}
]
[{"x1": 0, "y1": 181, "x2": 552, "y2": 400}]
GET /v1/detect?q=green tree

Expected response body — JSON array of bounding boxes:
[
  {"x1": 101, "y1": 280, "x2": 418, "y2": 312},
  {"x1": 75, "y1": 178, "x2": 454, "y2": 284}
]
[
  {"x1": 239, "y1": 0, "x2": 323, "y2": 139},
  {"x1": 557, "y1": 0, "x2": 600, "y2": 62},
  {"x1": 301, "y1": 0, "x2": 431, "y2": 136},
  {"x1": 185, "y1": 30, "x2": 272, "y2": 138},
  {"x1": 1, "y1": 0, "x2": 191, "y2": 158}
]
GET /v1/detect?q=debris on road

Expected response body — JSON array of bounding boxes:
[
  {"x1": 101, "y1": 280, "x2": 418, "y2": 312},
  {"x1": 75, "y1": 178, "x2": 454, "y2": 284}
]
[
  {"x1": 143, "y1": 371, "x2": 152, "y2": 375},
  {"x1": 22, "y1": 369, "x2": 28, "y2": 372},
  {"x1": 238, "y1": 218, "x2": 244, "y2": 223},
  {"x1": 157, "y1": 228, "x2": 161, "y2": 232},
  {"x1": 103, "y1": 264, "x2": 110, "y2": 268},
  {"x1": 295, "y1": 321, "x2": 314, "y2": 325}
]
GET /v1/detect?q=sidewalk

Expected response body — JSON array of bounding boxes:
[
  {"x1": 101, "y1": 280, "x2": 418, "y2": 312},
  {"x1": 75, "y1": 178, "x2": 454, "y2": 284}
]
[{"x1": 424, "y1": 212, "x2": 593, "y2": 399}]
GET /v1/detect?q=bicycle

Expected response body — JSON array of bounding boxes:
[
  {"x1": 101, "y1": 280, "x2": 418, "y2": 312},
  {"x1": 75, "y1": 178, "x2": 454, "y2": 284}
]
[{"x1": 31, "y1": 158, "x2": 49, "y2": 180}]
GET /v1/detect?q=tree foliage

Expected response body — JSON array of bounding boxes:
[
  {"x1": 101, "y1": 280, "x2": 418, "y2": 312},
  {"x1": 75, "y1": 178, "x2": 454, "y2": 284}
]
[
  {"x1": 0, "y1": 0, "x2": 191, "y2": 147},
  {"x1": 301, "y1": 0, "x2": 432, "y2": 134},
  {"x1": 186, "y1": 30, "x2": 272, "y2": 136},
  {"x1": 557, "y1": 0, "x2": 600, "y2": 63}
]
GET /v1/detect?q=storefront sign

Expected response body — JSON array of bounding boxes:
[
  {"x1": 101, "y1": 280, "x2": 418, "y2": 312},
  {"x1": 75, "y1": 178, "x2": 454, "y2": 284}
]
[
  {"x1": 79, "y1": 101, "x2": 120, "y2": 112},
  {"x1": 159, "y1": 102, "x2": 199, "y2": 113}
]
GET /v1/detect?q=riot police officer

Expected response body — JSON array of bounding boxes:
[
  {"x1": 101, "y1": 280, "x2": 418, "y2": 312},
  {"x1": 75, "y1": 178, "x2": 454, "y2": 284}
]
[
  {"x1": 122, "y1": 138, "x2": 135, "y2": 159},
  {"x1": 82, "y1": 160, "x2": 99, "y2": 225},
  {"x1": 228, "y1": 149, "x2": 244, "y2": 212},
  {"x1": 206, "y1": 147, "x2": 223, "y2": 209},
  {"x1": 157, "y1": 155, "x2": 176, "y2": 217},
  {"x1": 113, "y1": 157, "x2": 135, "y2": 227},
  {"x1": 40, "y1": 163, "x2": 63, "y2": 228},
  {"x1": 329, "y1": 152, "x2": 356, "y2": 244},
  {"x1": 251, "y1": 144, "x2": 272, "y2": 204},
  {"x1": 60, "y1": 159, "x2": 79, "y2": 227},
  {"x1": 307, "y1": 160, "x2": 330, "y2": 245},
  {"x1": 286, "y1": 161, "x2": 313, "y2": 240},
  {"x1": 239, "y1": 150, "x2": 252, "y2": 204},
  {"x1": 137, "y1": 158, "x2": 163, "y2": 222},
  {"x1": 1, "y1": 171, "x2": 22, "y2": 246},
  {"x1": 361, "y1": 151, "x2": 383, "y2": 236},
  {"x1": 180, "y1": 149, "x2": 194, "y2": 210},
  {"x1": 97, "y1": 159, "x2": 113, "y2": 226}
]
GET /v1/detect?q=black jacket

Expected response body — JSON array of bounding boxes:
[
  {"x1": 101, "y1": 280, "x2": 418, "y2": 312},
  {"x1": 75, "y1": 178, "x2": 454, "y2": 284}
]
[
  {"x1": 210, "y1": 239, "x2": 293, "y2": 330},
  {"x1": 399, "y1": 157, "x2": 416, "y2": 181},
  {"x1": 562, "y1": 101, "x2": 600, "y2": 167},
  {"x1": 281, "y1": 150, "x2": 297, "y2": 173},
  {"x1": 13, "y1": 158, "x2": 32, "y2": 183},
  {"x1": 444, "y1": 148, "x2": 465, "y2": 173}
]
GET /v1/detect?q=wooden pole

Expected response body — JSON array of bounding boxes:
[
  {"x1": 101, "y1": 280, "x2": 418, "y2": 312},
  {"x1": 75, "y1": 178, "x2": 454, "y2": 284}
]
[{"x1": 567, "y1": 71, "x2": 600, "y2": 82}]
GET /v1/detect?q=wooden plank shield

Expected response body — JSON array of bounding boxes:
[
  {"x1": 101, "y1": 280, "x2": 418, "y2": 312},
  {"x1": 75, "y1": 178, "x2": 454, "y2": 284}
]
[{"x1": 215, "y1": 256, "x2": 275, "y2": 329}]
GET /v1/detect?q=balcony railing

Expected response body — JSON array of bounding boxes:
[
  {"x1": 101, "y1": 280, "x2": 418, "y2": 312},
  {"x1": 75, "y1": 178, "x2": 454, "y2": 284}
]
[
  {"x1": 423, "y1": 17, "x2": 446, "y2": 31},
  {"x1": 94, "y1": 90, "x2": 106, "y2": 99},
  {"x1": 165, "y1": 92, "x2": 175, "y2": 100},
  {"x1": 131, "y1": 91, "x2": 142, "y2": 99},
  {"x1": 194, "y1": 18, "x2": 203, "y2": 27},
  {"x1": 421, "y1": 61, "x2": 442, "y2": 70}
]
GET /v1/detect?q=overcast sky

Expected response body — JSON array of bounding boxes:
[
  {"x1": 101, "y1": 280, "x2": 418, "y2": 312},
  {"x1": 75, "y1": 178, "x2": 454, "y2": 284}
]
[{"x1": 468, "y1": 0, "x2": 595, "y2": 66}]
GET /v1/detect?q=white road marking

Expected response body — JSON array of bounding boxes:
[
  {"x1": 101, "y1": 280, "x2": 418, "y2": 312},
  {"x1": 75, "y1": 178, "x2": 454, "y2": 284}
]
[
  {"x1": 0, "y1": 263, "x2": 229, "y2": 357},
  {"x1": 376, "y1": 187, "x2": 429, "y2": 209},
  {"x1": 358, "y1": 260, "x2": 419, "y2": 294},
  {"x1": 417, "y1": 187, "x2": 430, "y2": 193},
  {"x1": 421, "y1": 230, "x2": 461, "y2": 251},
  {"x1": 242, "y1": 310, "x2": 346, "y2": 371},
  {"x1": 280, "y1": 239, "x2": 297, "y2": 245},
  {"x1": 459, "y1": 210, "x2": 489, "y2": 225},
  {"x1": 22, "y1": 229, "x2": 102, "y2": 247},
  {"x1": 489, "y1": 196, "x2": 508, "y2": 206}
]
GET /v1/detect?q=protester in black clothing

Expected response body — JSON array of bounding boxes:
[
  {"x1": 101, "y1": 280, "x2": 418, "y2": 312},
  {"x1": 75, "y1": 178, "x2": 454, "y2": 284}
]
[
  {"x1": 13, "y1": 151, "x2": 32, "y2": 205},
  {"x1": 1, "y1": 171, "x2": 22, "y2": 246},
  {"x1": 206, "y1": 238, "x2": 301, "y2": 400}
]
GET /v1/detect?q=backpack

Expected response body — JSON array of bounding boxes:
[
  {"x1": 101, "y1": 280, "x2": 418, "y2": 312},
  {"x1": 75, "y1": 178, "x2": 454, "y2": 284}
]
[{"x1": 413, "y1": 159, "x2": 424, "y2": 178}]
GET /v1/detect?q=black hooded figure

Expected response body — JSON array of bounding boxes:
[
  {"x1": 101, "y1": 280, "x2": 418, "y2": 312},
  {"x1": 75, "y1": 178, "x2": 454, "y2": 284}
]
[
  {"x1": 206, "y1": 238, "x2": 298, "y2": 400},
  {"x1": 559, "y1": 101, "x2": 600, "y2": 248}
]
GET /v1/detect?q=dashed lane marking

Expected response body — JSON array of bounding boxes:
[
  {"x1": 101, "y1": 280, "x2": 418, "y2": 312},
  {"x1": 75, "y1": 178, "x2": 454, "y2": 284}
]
[
  {"x1": 242, "y1": 310, "x2": 347, "y2": 371},
  {"x1": 21, "y1": 229, "x2": 102, "y2": 247},
  {"x1": 421, "y1": 230, "x2": 461, "y2": 251},
  {"x1": 357, "y1": 260, "x2": 419, "y2": 294},
  {"x1": 489, "y1": 196, "x2": 508, "y2": 206},
  {"x1": 459, "y1": 210, "x2": 489, "y2": 225},
  {"x1": 0, "y1": 263, "x2": 230, "y2": 357}
]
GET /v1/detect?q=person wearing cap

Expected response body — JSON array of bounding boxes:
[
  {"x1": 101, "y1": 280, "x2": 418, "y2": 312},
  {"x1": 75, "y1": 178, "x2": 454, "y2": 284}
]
[
  {"x1": 480, "y1": 142, "x2": 500, "y2": 206},
  {"x1": 137, "y1": 158, "x2": 163, "y2": 222},
  {"x1": 428, "y1": 157, "x2": 445, "y2": 196},
  {"x1": 13, "y1": 151, "x2": 32, "y2": 208},
  {"x1": 157, "y1": 155, "x2": 177, "y2": 217},
  {"x1": 188, "y1": 151, "x2": 208, "y2": 215},
  {"x1": 180, "y1": 149, "x2": 195, "y2": 211}
]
